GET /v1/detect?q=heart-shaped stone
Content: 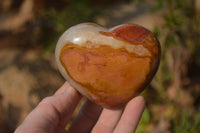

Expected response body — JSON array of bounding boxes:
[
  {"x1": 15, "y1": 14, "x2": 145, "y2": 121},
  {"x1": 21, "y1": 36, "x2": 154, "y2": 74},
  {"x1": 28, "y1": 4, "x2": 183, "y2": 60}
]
[{"x1": 55, "y1": 23, "x2": 160, "y2": 108}]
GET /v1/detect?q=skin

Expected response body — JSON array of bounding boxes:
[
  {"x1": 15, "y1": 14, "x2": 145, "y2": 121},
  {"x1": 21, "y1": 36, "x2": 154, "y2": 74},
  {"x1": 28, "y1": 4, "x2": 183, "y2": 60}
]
[{"x1": 15, "y1": 82, "x2": 145, "y2": 133}]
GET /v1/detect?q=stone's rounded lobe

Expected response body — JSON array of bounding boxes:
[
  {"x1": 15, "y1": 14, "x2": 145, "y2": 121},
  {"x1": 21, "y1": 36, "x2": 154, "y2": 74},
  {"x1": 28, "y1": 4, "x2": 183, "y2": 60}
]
[
  {"x1": 55, "y1": 23, "x2": 161, "y2": 108},
  {"x1": 111, "y1": 24, "x2": 149, "y2": 44}
]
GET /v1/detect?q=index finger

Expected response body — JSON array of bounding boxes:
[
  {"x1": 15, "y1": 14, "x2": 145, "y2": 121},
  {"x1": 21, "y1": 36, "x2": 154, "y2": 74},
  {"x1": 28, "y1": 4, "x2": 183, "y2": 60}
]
[
  {"x1": 39, "y1": 82, "x2": 82, "y2": 128},
  {"x1": 15, "y1": 82, "x2": 82, "y2": 132}
]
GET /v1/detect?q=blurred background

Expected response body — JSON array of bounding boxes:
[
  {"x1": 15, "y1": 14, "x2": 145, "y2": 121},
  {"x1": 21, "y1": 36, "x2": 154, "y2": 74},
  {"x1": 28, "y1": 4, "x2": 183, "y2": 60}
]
[{"x1": 0, "y1": 0, "x2": 200, "y2": 132}]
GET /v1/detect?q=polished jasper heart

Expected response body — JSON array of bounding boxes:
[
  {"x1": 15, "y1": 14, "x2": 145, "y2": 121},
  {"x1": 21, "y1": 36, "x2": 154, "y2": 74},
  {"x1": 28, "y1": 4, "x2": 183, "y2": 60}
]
[{"x1": 55, "y1": 23, "x2": 160, "y2": 108}]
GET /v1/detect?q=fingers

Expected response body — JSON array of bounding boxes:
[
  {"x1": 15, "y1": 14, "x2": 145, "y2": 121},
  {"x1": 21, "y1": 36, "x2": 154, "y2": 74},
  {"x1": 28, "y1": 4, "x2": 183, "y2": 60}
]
[
  {"x1": 91, "y1": 108, "x2": 123, "y2": 133},
  {"x1": 38, "y1": 82, "x2": 82, "y2": 128},
  {"x1": 15, "y1": 80, "x2": 145, "y2": 133},
  {"x1": 54, "y1": 82, "x2": 70, "y2": 95},
  {"x1": 15, "y1": 82, "x2": 82, "y2": 133},
  {"x1": 68, "y1": 100, "x2": 102, "y2": 133},
  {"x1": 91, "y1": 96, "x2": 145, "y2": 133},
  {"x1": 113, "y1": 96, "x2": 146, "y2": 133}
]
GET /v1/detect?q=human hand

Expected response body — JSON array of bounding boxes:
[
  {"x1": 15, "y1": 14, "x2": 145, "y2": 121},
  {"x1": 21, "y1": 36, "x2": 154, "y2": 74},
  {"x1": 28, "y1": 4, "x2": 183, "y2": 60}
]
[{"x1": 15, "y1": 82, "x2": 145, "y2": 133}]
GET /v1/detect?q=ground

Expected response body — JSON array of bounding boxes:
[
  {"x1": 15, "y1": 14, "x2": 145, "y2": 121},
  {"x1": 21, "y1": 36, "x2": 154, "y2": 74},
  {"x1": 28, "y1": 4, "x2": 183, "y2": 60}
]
[{"x1": 0, "y1": 1, "x2": 199, "y2": 133}]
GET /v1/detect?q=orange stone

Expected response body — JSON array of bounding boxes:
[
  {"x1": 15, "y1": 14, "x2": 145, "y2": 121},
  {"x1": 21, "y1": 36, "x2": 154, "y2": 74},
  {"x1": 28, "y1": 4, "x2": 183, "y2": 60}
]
[{"x1": 56, "y1": 23, "x2": 160, "y2": 108}]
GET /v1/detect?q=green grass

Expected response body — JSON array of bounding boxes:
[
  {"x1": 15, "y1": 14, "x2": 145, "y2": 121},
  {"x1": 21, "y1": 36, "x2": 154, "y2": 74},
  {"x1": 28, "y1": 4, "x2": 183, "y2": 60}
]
[
  {"x1": 173, "y1": 110, "x2": 200, "y2": 133},
  {"x1": 136, "y1": 107, "x2": 151, "y2": 133}
]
